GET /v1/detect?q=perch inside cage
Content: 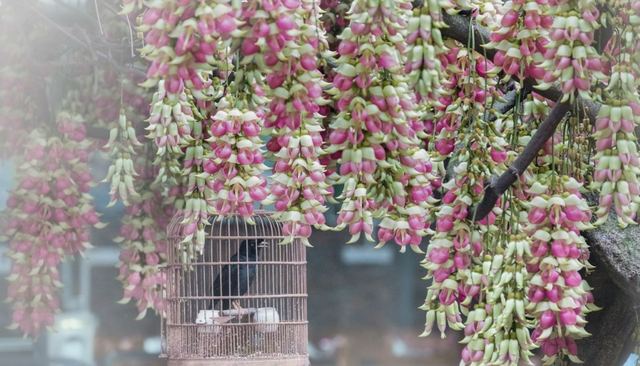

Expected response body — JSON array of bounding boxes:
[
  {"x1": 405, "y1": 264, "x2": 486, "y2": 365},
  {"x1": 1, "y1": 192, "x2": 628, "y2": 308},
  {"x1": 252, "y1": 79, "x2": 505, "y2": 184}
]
[{"x1": 162, "y1": 211, "x2": 309, "y2": 366}]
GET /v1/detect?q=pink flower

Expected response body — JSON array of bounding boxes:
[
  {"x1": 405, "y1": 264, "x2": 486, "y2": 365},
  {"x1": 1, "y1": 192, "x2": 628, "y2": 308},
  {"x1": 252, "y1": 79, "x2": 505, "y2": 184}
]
[
  {"x1": 501, "y1": 9, "x2": 519, "y2": 27},
  {"x1": 276, "y1": 14, "x2": 296, "y2": 31},
  {"x1": 378, "y1": 53, "x2": 397, "y2": 69},
  {"x1": 436, "y1": 216, "x2": 454, "y2": 232},
  {"x1": 560, "y1": 308, "x2": 577, "y2": 325},
  {"x1": 490, "y1": 149, "x2": 507, "y2": 163},
  {"x1": 428, "y1": 247, "x2": 450, "y2": 264},
  {"x1": 540, "y1": 310, "x2": 556, "y2": 329}
]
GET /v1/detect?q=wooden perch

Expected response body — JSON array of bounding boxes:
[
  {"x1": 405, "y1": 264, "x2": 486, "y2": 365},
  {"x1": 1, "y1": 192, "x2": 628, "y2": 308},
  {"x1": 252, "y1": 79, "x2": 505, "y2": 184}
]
[{"x1": 219, "y1": 308, "x2": 258, "y2": 317}]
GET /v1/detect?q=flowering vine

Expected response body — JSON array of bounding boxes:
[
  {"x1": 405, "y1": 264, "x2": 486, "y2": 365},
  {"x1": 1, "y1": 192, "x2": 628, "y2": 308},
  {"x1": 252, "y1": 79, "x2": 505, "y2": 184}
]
[
  {"x1": 256, "y1": 0, "x2": 332, "y2": 246},
  {"x1": 115, "y1": 151, "x2": 175, "y2": 319},
  {"x1": 591, "y1": 2, "x2": 640, "y2": 226},
  {"x1": 525, "y1": 176, "x2": 596, "y2": 364},
  {"x1": 3, "y1": 0, "x2": 640, "y2": 363},
  {"x1": 537, "y1": 0, "x2": 605, "y2": 102},
  {"x1": 205, "y1": 97, "x2": 270, "y2": 223},
  {"x1": 405, "y1": 0, "x2": 454, "y2": 104},
  {"x1": 327, "y1": 0, "x2": 438, "y2": 252},
  {"x1": 103, "y1": 109, "x2": 143, "y2": 206},
  {"x1": 2, "y1": 113, "x2": 104, "y2": 336},
  {"x1": 485, "y1": 0, "x2": 552, "y2": 81}
]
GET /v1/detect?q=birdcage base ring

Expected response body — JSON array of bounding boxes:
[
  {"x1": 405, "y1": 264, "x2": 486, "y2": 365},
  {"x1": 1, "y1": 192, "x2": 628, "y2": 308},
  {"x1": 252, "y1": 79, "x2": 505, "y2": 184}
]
[{"x1": 167, "y1": 357, "x2": 309, "y2": 366}]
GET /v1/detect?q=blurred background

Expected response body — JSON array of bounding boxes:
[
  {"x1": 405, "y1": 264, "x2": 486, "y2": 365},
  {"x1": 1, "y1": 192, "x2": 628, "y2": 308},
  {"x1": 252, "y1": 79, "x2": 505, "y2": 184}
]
[{"x1": 0, "y1": 151, "x2": 467, "y2": 366}]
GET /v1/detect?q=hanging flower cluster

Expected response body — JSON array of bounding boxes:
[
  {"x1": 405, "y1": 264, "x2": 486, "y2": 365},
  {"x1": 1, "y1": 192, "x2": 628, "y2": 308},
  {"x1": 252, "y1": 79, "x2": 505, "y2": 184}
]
[
  {"x1": 485, "y1": 0, "x2": 552, "y2": 81},
  {"x1": 176, "y1": 91, "x2": 213, "y2": 250},
  {"x1": 135, "y1": 0, "x2": 236, "y2": 190},
  {"x1": 318, "y1": 0, "x2": 349, "y2": 203},
  {"x1": 131, "y1": 1, "x2": 245, "y2": 249},
  {"x1": 455, "y1": 233, "x2": 536, "y2": 365},
  {"x1": 431, "y1": 47, "x2": 498, "y2": 157},
  {"x1": 116, "y1": 176, "x2": 171, "y2": 319},
  {"x1": 103, "y1": 109, "x2": 143, "y2": 206},
  {"x1": 327, "y1": 0, "x2": 438, "y2": 251},
  {"x1": 146, "y1": 81, "x2": 193, "y2": 183},
  {"x1": 205, "y1": 97, "x2": 270, "y2": 222},
  {"x1": 425, "y1": 46, "x2": 502, "y2": 255},
  {"x1": 422, "y1": 77, "x2": 596, "y2": 366},
  {"x1": 188, "y1": 0, "x2": 280, "y2": 228},
  {"x1": 2, "y1": 113, "x2": 104, "y2": 336},
  {"x1": 591, "y1": 3, "x2": 640, "y2": 226},
  {"x1": 135, "y1": 0, "x2": 224, "y2": 97},
  {"x1": 537, "y1": 0, "x2": 605, "y2": 102},
  {"x1": 258, "y1": 0, "x2": 332, "y2": 246},
  {"x1": 524, "y1": 176, "x2": 596, "y2": 364},
  {"x1": 420, "y1": 33, "x2": 519, "y2": 350},
  {"x1": 422, "y1": 153, "x2": 504, "y2": 339},
  {"x1": 421, "y1": 37, "x2": 540, "y2": 364},
  {"x1": 404, "y1": 0, "x2": 454, "y2": 103}
]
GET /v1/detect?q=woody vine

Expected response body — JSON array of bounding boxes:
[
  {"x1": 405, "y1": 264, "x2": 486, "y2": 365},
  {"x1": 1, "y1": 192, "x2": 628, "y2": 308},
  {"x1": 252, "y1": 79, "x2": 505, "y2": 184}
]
[{"x1": 0, "y1": 0, "x2": 639, "y2": 365}]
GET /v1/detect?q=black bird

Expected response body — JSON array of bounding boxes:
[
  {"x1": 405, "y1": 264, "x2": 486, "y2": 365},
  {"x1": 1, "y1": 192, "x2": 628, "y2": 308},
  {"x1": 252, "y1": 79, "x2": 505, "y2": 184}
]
[{"x1": 209, "y1": 239, "x2": 267, "y2": 318}]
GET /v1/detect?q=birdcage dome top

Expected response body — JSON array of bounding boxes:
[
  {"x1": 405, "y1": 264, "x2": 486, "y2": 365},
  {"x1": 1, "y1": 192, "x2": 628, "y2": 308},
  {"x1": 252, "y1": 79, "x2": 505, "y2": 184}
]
[{"x1": 167, "y1": 211, "x2": 287, "y2": 244}]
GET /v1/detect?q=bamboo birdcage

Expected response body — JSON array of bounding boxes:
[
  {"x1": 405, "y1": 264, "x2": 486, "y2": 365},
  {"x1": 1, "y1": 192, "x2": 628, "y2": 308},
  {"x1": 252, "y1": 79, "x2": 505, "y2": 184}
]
[{"x1": 161, "y1": 211, "x2": 309, "y2": 366}]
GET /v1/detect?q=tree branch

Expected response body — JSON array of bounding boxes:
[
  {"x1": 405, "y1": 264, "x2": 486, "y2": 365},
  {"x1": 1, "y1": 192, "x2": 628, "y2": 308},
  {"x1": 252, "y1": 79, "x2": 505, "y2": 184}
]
[
  {"x1": 466, "y1": 98, "x2": 571, "y2": 221},
  {"x1": 439, "y1": 12, "x2": 611, "y2": 123},
  {"x1": 440, "y1": 12, "x2": 496, "y2": 61},
  {"x1": 490, "y1": 87, "x2": 524, "y2": 117},
  {"x1": 21, "y1": 1, "x2": 144, "y2": 78},
  {"x1": 437, "y1": 9, "x2": 614, "y2": 221}
]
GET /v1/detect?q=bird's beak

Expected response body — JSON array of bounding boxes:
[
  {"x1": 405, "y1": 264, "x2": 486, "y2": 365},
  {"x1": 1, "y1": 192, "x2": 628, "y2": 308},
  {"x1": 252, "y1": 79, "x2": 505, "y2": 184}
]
[{"x1": 258, "y1": 241, "x2": 268, "y2": 248}]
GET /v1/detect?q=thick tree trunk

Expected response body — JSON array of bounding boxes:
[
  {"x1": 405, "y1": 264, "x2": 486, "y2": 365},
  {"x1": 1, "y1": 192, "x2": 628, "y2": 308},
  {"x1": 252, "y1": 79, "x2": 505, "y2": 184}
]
[
  {"x1": 564, "y1": 254, "x2": 637, "y2": 366},
  {"x1": 566, "y1": 214, "x2": 640, "y2": 366}
]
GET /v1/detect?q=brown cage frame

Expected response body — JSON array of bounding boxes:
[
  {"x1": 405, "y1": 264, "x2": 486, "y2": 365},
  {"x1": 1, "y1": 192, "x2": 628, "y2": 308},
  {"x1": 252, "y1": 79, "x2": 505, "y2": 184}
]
[{"x1": 161, "y1": 211, "x2": 309, "y2": 366}]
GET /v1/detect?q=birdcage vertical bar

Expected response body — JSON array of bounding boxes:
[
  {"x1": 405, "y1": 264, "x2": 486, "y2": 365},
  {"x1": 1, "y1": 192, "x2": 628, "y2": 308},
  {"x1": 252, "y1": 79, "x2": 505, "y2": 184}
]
[{"x1": 160, "y1": 265, "x2": 168, "y2": 358}]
